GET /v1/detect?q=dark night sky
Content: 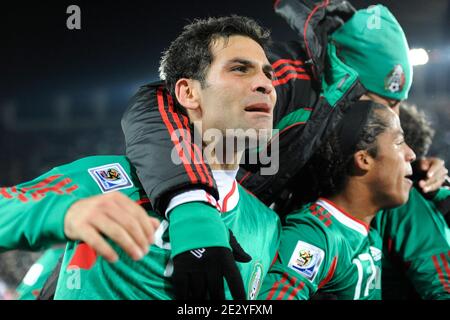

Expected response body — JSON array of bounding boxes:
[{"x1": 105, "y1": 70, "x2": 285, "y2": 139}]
[
  {"x1": 0, "y1": 0, "x2": 449, "y2": 184},
  {"x1": 1, "y1": 1, "x2": 449, "y2": 113},
  {"x1": 1, "y1": 1, "x2": 299, "y2": 107}
]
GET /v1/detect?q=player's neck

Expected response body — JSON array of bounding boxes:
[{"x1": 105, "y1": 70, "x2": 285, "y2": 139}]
[
  {"x1": 205, "y1": 146, "x2": 243, "y2": 171},
  {"x1": 328, "y1": 187, "x2": 379, "y2": 225}
]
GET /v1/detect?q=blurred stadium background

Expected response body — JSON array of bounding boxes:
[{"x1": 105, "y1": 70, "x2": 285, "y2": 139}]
[{"x1": 1, "y1": 0, "x2": 449, "y2": 297}]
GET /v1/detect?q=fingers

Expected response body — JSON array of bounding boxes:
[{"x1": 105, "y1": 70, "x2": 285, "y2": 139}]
[
  {"x1": 64, "y1": 192, "x2": 159, "y2": 262},
  {"x1": 223, "y1": 260, "x2": 246, "y2": 300},
  {"x1": 90, "y1": 213, "x2": 145, "y2": 261},
  {"x1": 417, "y1": 158, "x2": 448, "y2": 193},
  {"x1": 229, "y1": 230, "x2": 252, "y2": 263},
  {"x1": 78, "y1": 226, "x2": 119, "y2": 263},
  {"x1": 419, "y1": 158, "x2": 431, "y2": 171},
  {"x1": 207, "y1": 270, "x2": 225, "y2": 300},
  {"x1": 172, "y1": 271, "x2": 190, "y2": 300},
  {"x1": 112, "y1": 192, "x2": 158, "y2": 244},
  {"x1": 191, "y1": 273, "x2": 207, "y2": 300},
  {"x1": 148, "y1": 217, "x2": 161, "y2": 244},
  {"x1": 426, "y1": 159, "x2": 447, "y2": 179},
  {"x1": 419, "y1": 160, "x2": 448, "y2": 193},
  {"x1": 105, "y1": 194, "x2": 151, "y2": 256}
]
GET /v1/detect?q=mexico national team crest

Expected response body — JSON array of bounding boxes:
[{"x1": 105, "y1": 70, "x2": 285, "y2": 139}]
[
  {"x1": 385, "y1": 64, "x2": 405, "y2": 93},
  {"x1": 88, "y1": 163, "x2": 133, "y2": 193},
  {"x1": 288, "y1": 241, "x2": 324, "y2": 282},
  {"x1": 248, "y1": 262, "x2": 263, "y2": 300}
]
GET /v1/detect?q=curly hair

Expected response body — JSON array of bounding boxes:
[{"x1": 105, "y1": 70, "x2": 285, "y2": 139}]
[
  {"x1": 159, "y1": 15, "x2": 271, "y2": 97},
  {"x1": 399, "y1": 103, "x2": 435, "y2": 159},
  {"x1": 298, "y1": 103, "x2": 391, "y2": 201}
]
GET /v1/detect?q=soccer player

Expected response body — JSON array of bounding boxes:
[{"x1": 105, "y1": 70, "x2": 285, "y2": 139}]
[
  {"x1": 373, "y1": 103, "x2": 450, "y2": 299},
  {"x1": 0, "y1": 16, "x2": 282, "y2": 300},
  {"x1": 260, "y1": 100, "x2": 416, "y2": 299},
  {"x1": 120, "y1": 0, "x2": 450, "y2": 299}
]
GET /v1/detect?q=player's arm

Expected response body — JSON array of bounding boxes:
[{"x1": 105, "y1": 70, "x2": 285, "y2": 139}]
[
  {"x1": 121, "y1": 83, "x2": 229, "y2": 254},
  {"x1": 0, "y1": 166, "x2": 79, "y2": 251},
  {"x1": 383, "y1": 188, "x2": 450, "y2": 299},
  {"x1": 416, "y1": 157, "x2": 448, "y2": 193},
  {"x1": 0, "y1": 158, "x2": 159, "y2": 262},
  {"x1": 121, "y1": 83, "x2": 250, "y2": 299},
  {"x1": 259, "y1": 216, "x2": 336, "y2": 300}
]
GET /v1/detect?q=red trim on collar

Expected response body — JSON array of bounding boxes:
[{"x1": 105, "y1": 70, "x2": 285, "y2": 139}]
[{"x1": 318, "y1": 197, "x2": 370, "y2": 232}]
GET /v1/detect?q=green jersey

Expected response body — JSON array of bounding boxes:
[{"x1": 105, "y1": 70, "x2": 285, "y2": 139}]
[
  {"x1": 260, "y1": 198, "x2": 382, "y2": 300},
  {"x1": 21, "y1": 156, "x2": 281, "y2": 300},
  {"x1": 373, "y1": 187, "x2": 450, "y2": 300}
]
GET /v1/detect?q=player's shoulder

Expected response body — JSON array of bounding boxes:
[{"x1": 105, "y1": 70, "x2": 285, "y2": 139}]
[
  {"x1": 132, "y1": 80, "x2": 167, "y2": 100},
  {"x1": 57, "y1": 155, "x2": 131, "y2": 172},
  {"x1": 237, "y1": 184, "x2": 280, "y2": 221},
  {"x1": 286, "y1": 201, "x2": 335, "y2": 231},
  {"x1": 52, "y1": 155, "x2": 141, "y2": 192},
  {"x1": 283, "y1": 200, "x2": 344, "y2": 248}
]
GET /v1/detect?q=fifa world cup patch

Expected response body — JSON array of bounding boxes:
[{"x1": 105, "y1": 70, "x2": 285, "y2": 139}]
[
  {"x1": 288, "y1": 241, "x2": 324, "y2": 282},
  {"x1": 88, "y1": 163, "x2": 133, "y2": 193}
]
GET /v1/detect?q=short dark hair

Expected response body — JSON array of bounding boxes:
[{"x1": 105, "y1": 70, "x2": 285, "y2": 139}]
[
  {"x1": 303, "y1": 103, "x2": 390, "y2": 200},
  {"x1": 159, "y1": 15, "x2": 271, "y2": 97},
  {"x1": 399, "y1": 103, "x2": 434, "y2": 159}
]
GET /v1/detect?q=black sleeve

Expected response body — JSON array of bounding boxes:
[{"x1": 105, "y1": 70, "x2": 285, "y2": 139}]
[
  {"x1": 238, "y1": 40, "x2": 366, "y2": 207},
  {"x1": 237, "y1": 0, "x2": 362, "y2": 207},
  {"x1": 121, "y1": 81, "x2": 218, "y2": 215}
]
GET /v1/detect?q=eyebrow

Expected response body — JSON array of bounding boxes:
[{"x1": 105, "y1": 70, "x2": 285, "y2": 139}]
[
  {"x1": 393, "y1": 129, "x2": 405, "y2": 138},
  {"x1": 227, "y1": 58, "x2": 274, "y2": 74}
]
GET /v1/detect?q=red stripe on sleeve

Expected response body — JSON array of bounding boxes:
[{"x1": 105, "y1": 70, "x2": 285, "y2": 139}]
[
  {"x1": 157, "y1": 88, "x2": 198, "y2": 184},
  {"x1": 432, "y1": 255, "x2": 450, "y2": 293},
  {"x1": 266, "y1": 272, "x2": 288, "y2": 300},
  {"x1": 65, "y1": 185, "x2": 79, "y2": 193},
  {"x1": 274, "y1": 65, "x2": 306, "y2": 78},
  {"x1": 0, "y1": 188, "x2": 13, "y2": 199},
  {"x1": 318, "y1": 256, "x2": 337, "y2": 289},
  {"x1": 273, "y1": 73, "x2": 311, "y2": 86},
  {"x1": 179, "y1": 108, "x2": 214, "y2": 189},
  {"x1": 166, "y1": 93, "x2": 207, "y2": 185},
  {"x1": 288, "y1": 281, "x2": 305, "y2": 300},
  {"x1": 276, "y1": 273, "x2": 297, "y2": 300},
  {"x1": 20, "y1": 175, "x2": 62, "y2": 192},
  {"x1": 272, "y1": 59, "x2": 304, "y2": 70},
  {"x1": 440, "y1": 253, "x2": 450, "y2": 290}
]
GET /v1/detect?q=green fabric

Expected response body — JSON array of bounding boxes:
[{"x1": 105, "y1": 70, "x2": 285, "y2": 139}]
[
  {"x1": 329, "y1": 5, "x2": 412, "y2": 100},
  {"x1": 321, "y1": 42, "x2": 359, "y2": 107},
  {"x1": 168, "y1": 202, "x2": 230, "y2": 257},
  {"x1": 0, "y1": 155, "x2": 142, "y2": 252},
  {"x1": 373, "y1": 187, "x2": 450, "y2": 300},
  {"x1": 433, "y1": 187, "x2": 450, "y2": 203},
  {"x1": 260, "y1": 199, "x2": 382, "y2": 300},
  {"x1": 0, "y1": 168, "x2": 76, "y2": 252},
  {"x1": 51, "y1": 157, "x2": 281, "y2": 300},
  {"x1": 275, "y1": 108, "x2": 312, "y2": 131}
]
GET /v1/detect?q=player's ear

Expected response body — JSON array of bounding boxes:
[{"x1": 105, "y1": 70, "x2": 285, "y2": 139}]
[
  {"x1": 175, "y1": 78, "x2": 202, "y2": 118},
  {"x1": 353, "y1": 150, "x2": 373, "y2": 172}
]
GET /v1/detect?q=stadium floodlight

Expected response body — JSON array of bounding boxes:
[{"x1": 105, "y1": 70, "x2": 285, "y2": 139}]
[{"x1": 409, "y1": 48, "x2": 429, "y2": 66}]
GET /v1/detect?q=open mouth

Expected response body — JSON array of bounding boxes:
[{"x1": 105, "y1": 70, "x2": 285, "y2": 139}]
[
  {"x1": 404, "y1": 173, "x2": 413, "y2": 184},
  {"x1": 244, "y1": 103, "x2": 271, "y2": 114}
]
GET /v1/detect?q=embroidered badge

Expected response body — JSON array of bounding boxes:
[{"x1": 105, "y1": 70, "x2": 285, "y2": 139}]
[{"x1": 88, "y1": 163, "x2": 133, "y2": 193}]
